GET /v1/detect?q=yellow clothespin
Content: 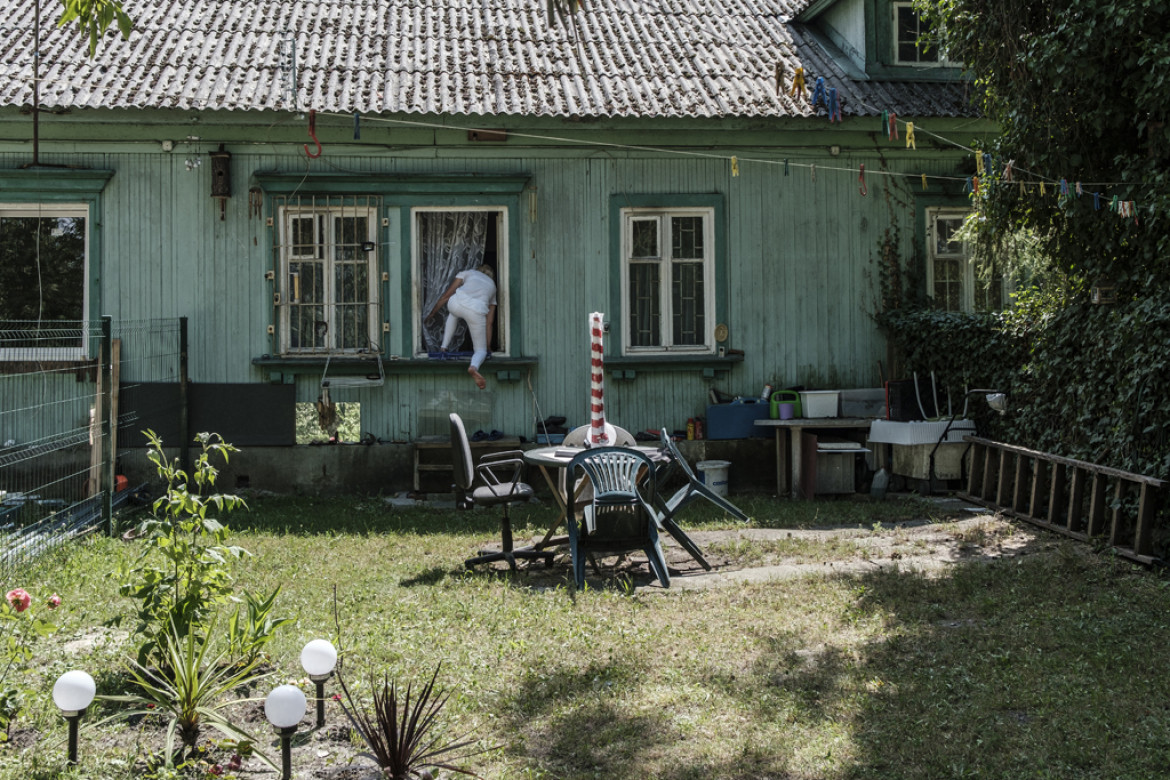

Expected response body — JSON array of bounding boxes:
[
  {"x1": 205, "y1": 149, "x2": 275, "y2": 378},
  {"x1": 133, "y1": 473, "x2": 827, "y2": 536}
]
[
  {"x1": 731, "y1": 156, "x2": 739, "y2": 177},
  {"x1": 789, "y1": 67, "x2": 807, "y2": 100},
  {"x1": 976, "y1": 153, "x2": 985, "y2": 176},
  {"x1": 921, "y1": 173, "x2": 928, "y2": 191},
  {"x1": 905, "y1": 122, "x2": 916, "y2": 150},
  {"x1": 1039, "y1": 181, "x2": 1046, "y2": 197},
  {"x1": 810, "y1": 163, "x2": 816, "y2": 182}
]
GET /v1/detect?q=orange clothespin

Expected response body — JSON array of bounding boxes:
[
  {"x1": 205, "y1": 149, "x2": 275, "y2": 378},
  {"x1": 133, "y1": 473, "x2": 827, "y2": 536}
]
[
  {"x1": 858, "y1": 163, "x2": 867, "y2": 196},
  {"x1": 304, "y1": 109, "x2": 322, "y2": 158}
]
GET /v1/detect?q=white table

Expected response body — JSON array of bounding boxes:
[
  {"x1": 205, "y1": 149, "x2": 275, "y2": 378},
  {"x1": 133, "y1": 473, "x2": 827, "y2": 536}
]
[
  {"x1": 754, "y1": 418, "x2": 877, "y2": 499},
  {"x1": 524, "y1": 445, "x2": 665, "y2": 547}
]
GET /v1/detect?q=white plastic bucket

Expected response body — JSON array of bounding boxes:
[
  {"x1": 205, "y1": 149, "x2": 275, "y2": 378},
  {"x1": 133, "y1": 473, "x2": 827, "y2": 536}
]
[{"x1": 696, "y1": 459, "x2": 731, "y2": 497}]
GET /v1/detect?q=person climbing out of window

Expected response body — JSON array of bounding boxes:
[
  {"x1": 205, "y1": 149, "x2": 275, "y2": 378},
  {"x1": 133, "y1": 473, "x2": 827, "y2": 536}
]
[{"x1": 425, "y1": 264, "x2": 497, "y2": 390}]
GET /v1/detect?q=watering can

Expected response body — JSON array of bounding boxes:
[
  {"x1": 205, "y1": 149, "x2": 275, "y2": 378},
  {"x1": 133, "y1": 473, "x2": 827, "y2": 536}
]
[{"x1": 769, "y1": 390, "x2": 802, "y2": 419}]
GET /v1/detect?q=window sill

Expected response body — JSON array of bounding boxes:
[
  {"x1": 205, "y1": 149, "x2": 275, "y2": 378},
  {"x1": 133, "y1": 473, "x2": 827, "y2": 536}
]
[
  {"x1": 606, "y1": 353, "x2": 743, "y2": 380},
  {"x1": 252, "y1": 355, "x2": 540, "y2": 383}
]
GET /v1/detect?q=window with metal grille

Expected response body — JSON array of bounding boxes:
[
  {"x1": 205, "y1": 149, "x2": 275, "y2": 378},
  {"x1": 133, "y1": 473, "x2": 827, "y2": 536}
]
[
  {"x1": 621, "y1": 208, "x2": 714, "y2": 353},
  {"x1": 273, "y1": 196, "x2": 380, "y2": 355}
]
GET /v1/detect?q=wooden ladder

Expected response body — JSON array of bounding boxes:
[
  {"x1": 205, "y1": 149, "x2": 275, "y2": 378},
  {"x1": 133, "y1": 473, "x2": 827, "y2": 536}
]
[{"x1": 959, "y1": 436, "x2": 1167, "y2": 565}]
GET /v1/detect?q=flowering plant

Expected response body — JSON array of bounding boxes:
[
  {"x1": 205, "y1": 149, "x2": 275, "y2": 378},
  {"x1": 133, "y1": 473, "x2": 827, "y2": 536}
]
[{"x1": 1, "y1": 588, "x2": 61, "y2": 740}]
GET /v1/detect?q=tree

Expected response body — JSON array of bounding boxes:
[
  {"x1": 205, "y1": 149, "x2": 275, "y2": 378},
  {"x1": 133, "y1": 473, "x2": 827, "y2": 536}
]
[
  {"x1": 57, "y1": 0, "x2": 133, "y2": 56},
  {"x1": 920, "y1": 0, "x2": 1170, "y2": 294},
  {"x1": 915, "y1": 0, "x2": 1170, "y2": 477}
]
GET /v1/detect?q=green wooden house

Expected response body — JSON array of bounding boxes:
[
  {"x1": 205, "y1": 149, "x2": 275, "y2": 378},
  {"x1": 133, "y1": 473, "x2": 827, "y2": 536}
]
[{"x1": 1, "y1": 0, "x2": 992, "y2": 492}]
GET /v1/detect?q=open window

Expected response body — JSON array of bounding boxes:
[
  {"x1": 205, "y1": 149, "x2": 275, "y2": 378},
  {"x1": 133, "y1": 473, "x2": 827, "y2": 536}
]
[
  {"x1": 0, "y1": 204, "x2": 89, "y2": 360},
  {"x1": 413, "y1": 207, "x2": 508, "y2": 357},
  {"x1": 275, "y1": 196, "x2": 381, "y2": 355}
]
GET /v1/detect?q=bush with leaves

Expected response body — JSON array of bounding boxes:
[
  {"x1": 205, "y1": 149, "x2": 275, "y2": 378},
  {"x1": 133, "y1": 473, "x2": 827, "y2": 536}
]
[
  {"x1": 119, "y1": 430, "x2": 250, "y2": 667},
  {"x1": 337, "y1": 664, "x2": 488, "y2": 780},
  {"x1": 0, "y1": 588, "x2": 61, "y2": 740}
]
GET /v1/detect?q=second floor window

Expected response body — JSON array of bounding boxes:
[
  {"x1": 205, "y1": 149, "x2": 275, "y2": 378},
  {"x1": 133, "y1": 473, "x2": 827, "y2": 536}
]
[{"x1": 894, "y1": 3, "x2": 956, "y2": 66}]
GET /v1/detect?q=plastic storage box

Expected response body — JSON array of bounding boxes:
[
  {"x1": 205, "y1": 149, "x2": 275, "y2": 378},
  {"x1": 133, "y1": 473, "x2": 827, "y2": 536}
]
[
  {"x1": 799, "y1": 390, "x2": 840, "y2": 418},
  {"x1": 706, "y1": 398, "x2": 772, "y2": 439}
]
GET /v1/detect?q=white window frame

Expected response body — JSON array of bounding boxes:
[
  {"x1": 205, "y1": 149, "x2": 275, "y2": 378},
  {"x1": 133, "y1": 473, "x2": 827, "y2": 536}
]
[
  {"x1": 0, "y1": 203, "x2": 90, "y2": 361},
  {"x1": 926, "y1": 208, "x2": 1008, "y2": 312},
  {"x1": 410, "y1": 206, "x2": 510, "y2": 359},
  {"x1": 619, "y1": 207, "x2": 716, "y2": 355},
  {"x1": 892, "y1": 2, "x2": 957, "y2": 67},
  {"x1": 276, "y1": 201, "x2": 380, "y2": 355}
]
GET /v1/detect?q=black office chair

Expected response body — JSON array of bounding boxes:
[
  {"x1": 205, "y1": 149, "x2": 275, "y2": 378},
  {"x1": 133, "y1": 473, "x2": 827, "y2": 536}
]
[{"x1": 449, "y1": 413, "x2": 555, "y2": 571}]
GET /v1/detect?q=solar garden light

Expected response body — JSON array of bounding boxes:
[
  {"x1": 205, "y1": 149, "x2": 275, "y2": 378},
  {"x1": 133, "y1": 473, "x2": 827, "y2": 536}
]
[
  {"x1": 300, "y1": 639, "x2": 338, "y2": 728},
  {"x1": 265, "y1": 684, "x2": 307, "y2": 780},
  {"x1": 52, "y1": 670, "x2": 96, "y2": 766}
]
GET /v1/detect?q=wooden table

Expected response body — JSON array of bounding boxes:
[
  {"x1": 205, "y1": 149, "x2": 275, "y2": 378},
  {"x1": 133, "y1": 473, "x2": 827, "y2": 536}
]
[{"x1": 754, "y1": 418, "x2": 877, "y2": 499}]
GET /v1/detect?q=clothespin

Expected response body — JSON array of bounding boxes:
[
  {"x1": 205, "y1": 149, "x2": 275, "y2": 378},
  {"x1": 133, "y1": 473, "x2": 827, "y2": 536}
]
[
  {"x1": 731, "y1": 156, "x2": 739, "y2": 177},
  {"x1": 353, "y1": 112, "x2": 361, "y2": 140},
  {"x1": 976, "y1": 153, "x2": 985, "y2": 176},
  {"x1": 1059, "y1": 179, "x2": 1069, "y2": 196},
  {"x1": 789, "y1": 67, "x2": 807, "y2": 100},
  {"x1": 983, "y1": 153, "x2": 993, "y2": 177},
  {"x1": 1075, "y1": 181, "x2": 1083, "y2": 197},
  {"x1": 905, "y1": 122, "x2": 916, "y2": 150},
  {"x1": 1093, "y1": 191, "x2": 1101, "y2": 210},
  {"x1": 973, "y1": 176, "x2": 980, "y2": 194},
  {"x1": 784, "y1": 158, "x2": 790, "y2": 176},
  {"x1": 921, "y1": 173, "x2": 928, "y2": 191},
  {"x1": 881, "y1": 110, "x2": 889, "y2": 133},
  {"x1": 810, "y1": 163, "x2": 816, "y2": 182},
  {"x1": 1109, "y1": 195, "x2": 1118, "y2": 211},
  {"x1": 1019, "y1": 181, "x2": 1025, "y2": 197},
  {"x1": 775, "y1": 63, "x2": 783, "y2": 95},
  {"x1": 1003, "y1": 160, "x2": 1014, "y2": 182},
  {"x1": 828, "y1": 88, "x2": 841, "y2": 122},
  {"x1": 888, "y1": 112, "x2": 898, "y2": 140},
  {"x1": 858, "y1": 163, "x2": 867, "y2": 196},
  {"x1": 1039, "y1": 181, "x2": 1046, "y2": 197},
  {"x1": 812, "y1": 77, "x2": 826, "y2": 108},
  {"x1": 964, "y1": 177, "x2": 973, "y2": 193}
]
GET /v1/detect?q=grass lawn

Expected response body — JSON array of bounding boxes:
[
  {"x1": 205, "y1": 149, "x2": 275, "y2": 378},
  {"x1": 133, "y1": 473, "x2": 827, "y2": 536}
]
[{"x1": 6, "y1": 493, "x2": 1170, "y2": 779}]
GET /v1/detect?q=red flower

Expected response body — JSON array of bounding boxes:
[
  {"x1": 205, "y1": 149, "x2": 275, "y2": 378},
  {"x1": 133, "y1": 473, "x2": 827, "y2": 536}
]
[
  {"x1": 208, "y1": 764, "x2": 224, "y2": 776},
  {"x1": 227, "y1": 754, "x2": 242, "y2": 771},
  {"x1": 332, "y1": 693, "x2": 341, "y2": 701},
  {"x1": 5, "y1": 588, "x2": 31, "y2": 613},
  {"x1": 146, "y1": 703, "x2": 156, "y2": 709},
  {"x1": 47, "y1": 594, "x2": 61, "y2": 610}
]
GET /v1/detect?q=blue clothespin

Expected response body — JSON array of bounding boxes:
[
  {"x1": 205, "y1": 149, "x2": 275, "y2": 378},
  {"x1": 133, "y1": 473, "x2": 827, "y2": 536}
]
[
  {"x1": 828, "y1": 88, "x2": 841, "y2": 122},
  {"x1": 1093, "y1": 191, "x2": 1101, "y2": 210},
  {"x1": 964, "y1": 177, "x2": 973, "y2": 193},
  {"x1": 812, "y1": 77, "x2": 826, "y2": 108},
  {"x1": 353, "y1": 113, "x2": 361, "y2": 140},
  {"x1": 983, "y1": 154, "x2": 993, "y2": 178}
]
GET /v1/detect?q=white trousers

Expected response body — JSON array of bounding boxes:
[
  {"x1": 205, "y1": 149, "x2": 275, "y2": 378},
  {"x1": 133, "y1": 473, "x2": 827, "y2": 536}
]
[{"x1": 442, "y1": 296, "x2": 489, "y2": 369}]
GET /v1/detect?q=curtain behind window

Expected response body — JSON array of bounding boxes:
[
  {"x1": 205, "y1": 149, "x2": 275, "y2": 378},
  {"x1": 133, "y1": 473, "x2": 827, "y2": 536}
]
[{"x1": 419, "y1": 211, "x2": 489, "y2": 352}]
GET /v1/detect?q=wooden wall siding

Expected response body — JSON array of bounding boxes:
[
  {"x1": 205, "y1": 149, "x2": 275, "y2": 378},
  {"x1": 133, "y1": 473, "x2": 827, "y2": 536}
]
[{"x1": 2, "y1": 133, "x2": 973, "y2": 442}]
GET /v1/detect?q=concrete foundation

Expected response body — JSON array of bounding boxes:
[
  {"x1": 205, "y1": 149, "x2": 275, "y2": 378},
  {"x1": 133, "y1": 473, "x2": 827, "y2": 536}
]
[{"x1": 119, "y1": 438, "x2": 777, "y2": 497}]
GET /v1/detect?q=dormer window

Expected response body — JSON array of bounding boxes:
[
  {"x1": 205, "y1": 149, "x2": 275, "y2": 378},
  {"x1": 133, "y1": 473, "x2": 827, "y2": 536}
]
[{"x1": 894, "y1": 2, "x2": 956, "y2": 66}]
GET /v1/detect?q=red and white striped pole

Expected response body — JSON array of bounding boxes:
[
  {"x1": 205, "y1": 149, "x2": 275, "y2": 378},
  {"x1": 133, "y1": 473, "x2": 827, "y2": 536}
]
[{"x1": 589, "y1": 312, "x2": 609, "y2": 446}]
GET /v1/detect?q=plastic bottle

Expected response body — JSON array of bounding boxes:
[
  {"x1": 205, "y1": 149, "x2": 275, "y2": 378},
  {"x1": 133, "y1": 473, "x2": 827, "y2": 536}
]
[
  {"x1": 761, "y1": 383, "x2": 774, "y2": 401},
  {"x1": 687, "y1": 418, "x2": 695, "y2": 440},
  {"x1": 695, "y1": 417, "x2": 704, "y2": 440}
]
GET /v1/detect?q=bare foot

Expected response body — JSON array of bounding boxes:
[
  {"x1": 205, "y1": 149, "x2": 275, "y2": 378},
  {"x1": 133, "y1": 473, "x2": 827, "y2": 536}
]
[{"x1": 468, "y1": 366, "x2": 486, "y2": 390}]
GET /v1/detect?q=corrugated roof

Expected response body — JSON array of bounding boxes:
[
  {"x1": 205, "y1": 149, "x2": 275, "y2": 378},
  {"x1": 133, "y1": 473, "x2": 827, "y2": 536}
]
[{"x1": 0, "y1": 0, "x2": 976, "y2": 119}]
